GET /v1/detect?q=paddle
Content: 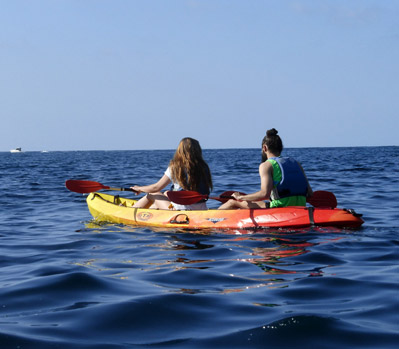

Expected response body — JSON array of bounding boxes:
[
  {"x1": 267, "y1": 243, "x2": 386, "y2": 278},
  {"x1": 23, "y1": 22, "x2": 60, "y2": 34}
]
[
  {"x1": 166, "y1": 190, "x2": 244, "y2": 205},
  {"x1": 167, "y1": 189, "x2": 337, "y2": 208},
  {"x1": 307, "y1": 190, "x2": 337, "y2": 208},
  {"x1": 65, "y1": 180, "x2": 137, "y2": 194}
]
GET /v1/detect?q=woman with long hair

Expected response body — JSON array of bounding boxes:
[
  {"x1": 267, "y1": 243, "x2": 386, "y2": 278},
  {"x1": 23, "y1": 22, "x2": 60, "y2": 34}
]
[{"x1": 132, "y1": 138, "x2": 213, "y2": 210}]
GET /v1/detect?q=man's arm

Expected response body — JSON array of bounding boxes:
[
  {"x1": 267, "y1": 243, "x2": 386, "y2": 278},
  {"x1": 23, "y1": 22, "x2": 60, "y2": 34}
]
[{"x1": 233, "y1": 162, "x2": 273, "y2": 202}]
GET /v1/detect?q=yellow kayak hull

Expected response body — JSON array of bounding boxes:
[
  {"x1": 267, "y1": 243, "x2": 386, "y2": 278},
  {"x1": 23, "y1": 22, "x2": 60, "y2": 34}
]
[{"x1": 86, "y1": 193, "x2": 364, "y2": 230}]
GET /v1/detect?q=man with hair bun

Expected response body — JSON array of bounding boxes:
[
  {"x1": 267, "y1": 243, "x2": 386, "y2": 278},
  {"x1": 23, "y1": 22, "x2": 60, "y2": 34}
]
[{"x1": 218, "y1": 128, "x2": 313, "y2": 209}]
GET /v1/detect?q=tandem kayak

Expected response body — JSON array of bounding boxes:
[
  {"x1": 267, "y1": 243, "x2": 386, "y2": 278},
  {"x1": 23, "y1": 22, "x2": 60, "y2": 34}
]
[{"x1": 86, "y1": 192, "x2": 364, "y2": 230}]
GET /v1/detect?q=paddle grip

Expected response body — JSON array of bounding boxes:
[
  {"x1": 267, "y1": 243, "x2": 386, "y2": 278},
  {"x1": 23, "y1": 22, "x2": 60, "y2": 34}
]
[{"x1": 109, "y1": 187, "x2": 137, "y2": 193}]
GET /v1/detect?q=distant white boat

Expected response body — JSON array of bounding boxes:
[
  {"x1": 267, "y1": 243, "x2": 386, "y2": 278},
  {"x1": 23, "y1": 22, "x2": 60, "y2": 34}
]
[{"x1": 10, "y1": 147, "x2": 22, "y2": 153}]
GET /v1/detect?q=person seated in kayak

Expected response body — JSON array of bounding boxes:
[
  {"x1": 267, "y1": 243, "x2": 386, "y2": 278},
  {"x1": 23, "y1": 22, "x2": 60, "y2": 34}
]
[
  {"x1": 131, "y1": 137, "x2": 213, "y2": 210},
  {"x1": 218, "y1": 128, "x2": 313, "y2": 210}
]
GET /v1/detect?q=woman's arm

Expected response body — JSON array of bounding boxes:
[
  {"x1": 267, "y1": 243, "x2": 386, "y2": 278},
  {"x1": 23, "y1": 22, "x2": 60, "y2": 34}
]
[{"x1": 131, "y1": 174, "x2": 171, "y2": 194}]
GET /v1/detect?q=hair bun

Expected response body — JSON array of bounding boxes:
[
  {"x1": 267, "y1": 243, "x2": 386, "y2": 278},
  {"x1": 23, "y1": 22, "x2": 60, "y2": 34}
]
[{"x1": 266, "y1": 128, "x2": 278, "y2": 137}]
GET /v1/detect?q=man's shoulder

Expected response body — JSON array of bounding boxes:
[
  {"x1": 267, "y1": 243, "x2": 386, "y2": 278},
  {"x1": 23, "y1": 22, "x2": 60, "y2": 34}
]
[{"x1": 259, "y1": 161, "x2": 272, "y2": 172}]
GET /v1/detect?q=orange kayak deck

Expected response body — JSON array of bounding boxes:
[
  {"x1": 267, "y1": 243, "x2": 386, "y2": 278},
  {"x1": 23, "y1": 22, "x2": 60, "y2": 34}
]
[{"x1": 86, "y1": 193, "x2": 364, "y2": 230}]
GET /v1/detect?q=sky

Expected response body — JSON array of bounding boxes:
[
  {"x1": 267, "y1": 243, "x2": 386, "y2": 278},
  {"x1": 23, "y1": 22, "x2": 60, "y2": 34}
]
[{"x1": 1, "y1": 0, "x2": 398, "y2": 151}]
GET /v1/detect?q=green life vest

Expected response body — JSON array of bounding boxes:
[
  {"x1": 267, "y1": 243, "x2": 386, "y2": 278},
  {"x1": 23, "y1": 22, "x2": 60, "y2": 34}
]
[{"x1": 267, "y1": 157, "x2": 307, "y2": 208}]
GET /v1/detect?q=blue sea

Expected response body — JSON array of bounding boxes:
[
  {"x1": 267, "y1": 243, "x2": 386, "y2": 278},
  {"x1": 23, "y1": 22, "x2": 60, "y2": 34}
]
[{"x1": 1, "y1": 146, "x2": 398, "y2": 348}]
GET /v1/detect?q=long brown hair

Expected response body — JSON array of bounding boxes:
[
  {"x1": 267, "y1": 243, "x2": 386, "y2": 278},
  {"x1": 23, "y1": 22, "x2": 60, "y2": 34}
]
[{"x1": 169, "y1": 138, "x2": 213, "y2": 193}]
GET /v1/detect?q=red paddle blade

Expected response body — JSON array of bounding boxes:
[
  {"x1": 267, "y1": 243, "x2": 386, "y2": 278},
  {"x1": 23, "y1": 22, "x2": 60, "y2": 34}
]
[
  {"x1": 307, "y1": 190, "x2": 337, "y2": 208},
  {"x1": 65, "y1": 180, "x2": 109, "y2": 194},
  {"x1": 166, "y1": 191, "x2": 208, "y2": 205}
]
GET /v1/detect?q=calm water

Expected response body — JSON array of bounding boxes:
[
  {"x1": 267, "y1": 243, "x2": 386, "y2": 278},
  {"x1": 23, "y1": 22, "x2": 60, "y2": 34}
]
[{"x1": 0, "y1": 147, "x2": 398, "y2": 348}]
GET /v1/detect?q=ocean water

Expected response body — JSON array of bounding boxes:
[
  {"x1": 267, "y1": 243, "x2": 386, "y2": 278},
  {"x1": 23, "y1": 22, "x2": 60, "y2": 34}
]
[{"x1": 0, "y1": 146, "x2": 398, "y2": 348}]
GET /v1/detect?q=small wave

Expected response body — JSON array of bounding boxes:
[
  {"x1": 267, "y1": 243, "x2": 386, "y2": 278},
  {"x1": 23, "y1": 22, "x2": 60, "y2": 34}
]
[{"x1": 186, "y1": 315, "x2": 399, "y2": 348}]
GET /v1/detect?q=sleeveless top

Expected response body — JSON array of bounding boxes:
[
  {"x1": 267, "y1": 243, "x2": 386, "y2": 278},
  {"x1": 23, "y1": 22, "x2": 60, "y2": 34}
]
[{"x1": 164, "y1": 167, "x2": 209, "y2": 210}]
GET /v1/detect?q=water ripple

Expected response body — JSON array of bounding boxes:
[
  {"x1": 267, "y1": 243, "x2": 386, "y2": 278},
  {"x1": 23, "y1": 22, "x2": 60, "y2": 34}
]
[{"x1": 0, "y1": 147, "x2": 398, "y2": 348}]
